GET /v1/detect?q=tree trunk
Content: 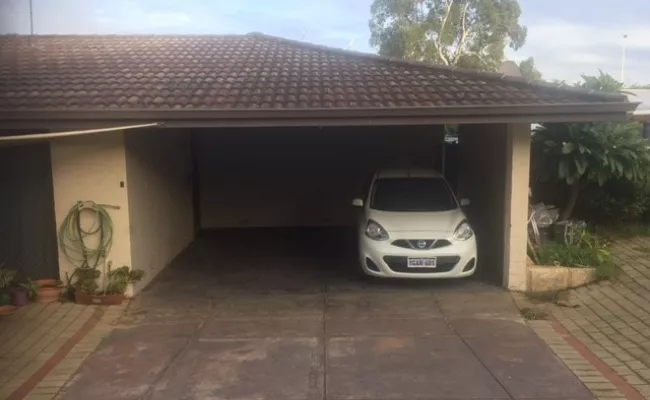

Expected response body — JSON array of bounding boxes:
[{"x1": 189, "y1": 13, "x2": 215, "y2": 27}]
[{"x1": 559, "y1": 183, "x2": 580, "y2": 221}]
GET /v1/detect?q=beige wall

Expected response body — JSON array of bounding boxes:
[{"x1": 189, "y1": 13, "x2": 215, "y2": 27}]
[
  {"x1": 503, "y1": 124, "x2": 531, "y2": 291},
  {"x1": 51, "y1": 132, "x2": 133, "y2": 281},
  {"x1": 197, "y1": 126, "x2": 444, "y2": 229},
  {"x1": 125, "y1": 129, "x2": 194, "y2": 291},
  {"x1": 51, "y1": 129, "x2": 194, "y2": 294}
]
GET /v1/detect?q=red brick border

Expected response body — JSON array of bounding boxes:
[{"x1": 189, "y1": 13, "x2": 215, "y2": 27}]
[
  {"x1": 551, "y1": 320, "x2": 644, "y2": 400},
  {"x1": 7, "y1": 307, "x2": 104, "y2": 400}
]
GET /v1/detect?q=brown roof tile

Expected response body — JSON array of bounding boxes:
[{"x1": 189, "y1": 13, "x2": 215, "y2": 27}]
[{"x1": 0, "y1": 33, "x2": 629, "y2": 111}]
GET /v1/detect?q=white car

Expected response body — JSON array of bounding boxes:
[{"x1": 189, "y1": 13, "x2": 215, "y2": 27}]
[{"x1": 352, "y1": 168, "x2": 477, "y2": 279}]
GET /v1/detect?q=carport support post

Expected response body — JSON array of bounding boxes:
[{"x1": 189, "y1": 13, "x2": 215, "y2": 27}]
[{"x1": 503, "y1": 124, "x2": 530, "y2": 291}]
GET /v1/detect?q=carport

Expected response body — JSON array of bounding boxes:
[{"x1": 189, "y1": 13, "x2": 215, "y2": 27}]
[{"x1": 0, "y1": 34, "x2": 635, "y2": 293}]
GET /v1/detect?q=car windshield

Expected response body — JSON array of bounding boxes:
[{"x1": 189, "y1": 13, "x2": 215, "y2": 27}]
[{"x1": 370, "y1": 178, "x2": 457, "y2": 212}]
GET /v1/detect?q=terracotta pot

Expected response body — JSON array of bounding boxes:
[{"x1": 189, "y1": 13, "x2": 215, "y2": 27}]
[
  {"x1": 12, "y1": 288, "x2": 29, "y2": 307},
  {"x1": 75, "y1": 292, "x2": 125, "y2": 306},
  {"x1": 37, "y1": 287, "x2": 60, "y2": 304},
  {"x1": 34, "y1": 279, "x2": 59, "y2": 288},
  {"x1": 0, "y1": 305, "x2": 18, "y2": 316}
]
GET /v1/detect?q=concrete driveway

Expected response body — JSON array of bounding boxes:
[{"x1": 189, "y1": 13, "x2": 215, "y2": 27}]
[{"x1": 61, "y1": 229, "x2": 592, "y2": 400}]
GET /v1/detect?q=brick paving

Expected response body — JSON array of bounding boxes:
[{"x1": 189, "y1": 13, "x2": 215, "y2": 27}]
[
  {"x1": 0, "y1": 302, "x2": 124, "y2": 400},
  {"x1": 517, "y1": 236, "x2": 650, "y2": 400}
]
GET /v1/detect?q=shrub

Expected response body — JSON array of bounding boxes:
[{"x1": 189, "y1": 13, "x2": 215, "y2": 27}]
[
  {"x1": 574, "y1": 179, "x2": 650, "y2": 223},
  {"x1": 536, "y1": 231, "x2": 616, "y2": 278},
  {"x1": 531, "y1": 72, "x2": 649, "y2": 221}
]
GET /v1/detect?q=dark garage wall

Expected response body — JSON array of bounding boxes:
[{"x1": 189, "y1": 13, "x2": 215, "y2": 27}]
[
  {"x1": 196, "y1": 126, "x2": 443, "y2": 229},
  {"x1": 457, "y1": 124, "x2": 508, "y2": 284},
  {"x1": 0, "y1": 143, "x2": 59, "y2": 279}
]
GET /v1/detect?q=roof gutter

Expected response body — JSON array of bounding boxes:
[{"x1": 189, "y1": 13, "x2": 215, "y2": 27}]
[
  {"x1": 0, "y1": 103, "x2": 638, "y2": 130},
  {"x1": 0, "y1": 122, "x2": 160, "y2": 146}
]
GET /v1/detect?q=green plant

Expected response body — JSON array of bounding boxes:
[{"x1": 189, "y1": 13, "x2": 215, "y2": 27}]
[
  {"x1": 0, "y1": 267, "x2": 17, "y2": 290},
  {"x1": 536, "y1": 240, "x2": 616, "y2": 279},
  {"x1": 531, "y1": 72, "x2": 649, "y2": 221},
  {"x1": 105, "y1": 266, "x2": 145, "y2": 295},
  {"x1": 0, "y1": 266, "x2": 17, "y2": 306},
  {"x1": 575, "y1": 230, "x2": 611, "y2": 253},
  {"x1": 520, "y1": 307, "x2": 548, "y2": 320},
  {"x1": 70, "y1": 262, "x2": 144, "y2": 296},
  {"x1": 574, "y1": 179, "x2": 650, "y2": 223},
  {"x1": 73, "y1": 267, "x2": 101, "y2": 295},
  {"x1": 19, "y1": 279, "x2": 39, "y2": 301}
]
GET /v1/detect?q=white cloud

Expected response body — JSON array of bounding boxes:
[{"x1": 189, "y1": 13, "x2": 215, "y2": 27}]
[
  {"x1": 527, "y1": 20, "x2": 650, "y2": 51},
  {"x1": 566, "y1": 53, "x2": 608, "y2": 65},
  {"x1": 141, "y1": 11, "x2": 191, "y2": 28},
  {"x1": 509, "y1": 19, "x2": 650, "y2": 85},
  {"x1": 0, "y1": 0, "x2": 194, "y2": 34}
]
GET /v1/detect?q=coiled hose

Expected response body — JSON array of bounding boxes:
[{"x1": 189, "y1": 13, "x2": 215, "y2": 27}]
[{"x1": 58, "y1": 201, "x2": 114, "y2": 269}]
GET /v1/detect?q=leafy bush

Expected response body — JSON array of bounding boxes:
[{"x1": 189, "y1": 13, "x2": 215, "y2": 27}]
[
  {"x1": 71, "y1": 264, "x2": 144, "y2": 296},
  {"x1": 536, "y1": 231, "x2": 616, "y2": 278},
  {"x1": 73, "y1": 267, "x2": 101, "y2": 294},
  {"x1": 531, "y1": 72, "x2": 649, "y2": 221},
  {"x1": 19, "y1": 279, "x2": 39, "y2": 301},
  {"x1": 105, "y1": 266, "x2": 145, "y2": 295},
  {"x1": 537, "y1": 243, "x2": 601, "y2": 267},
  {"x1": 574, "y1": 179, "x2": 650, "y2": 223},
  {"x1": 0, "y1": 267, "x2": 17, "y2": 290}
]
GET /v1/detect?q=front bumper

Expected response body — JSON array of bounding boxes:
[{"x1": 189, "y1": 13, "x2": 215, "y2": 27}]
[{"x1": 359, "y1": 234, "x2": 477, "y2": 279}]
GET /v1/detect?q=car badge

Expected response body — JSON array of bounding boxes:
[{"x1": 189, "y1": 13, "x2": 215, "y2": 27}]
[{"x1": 417, "y1": 240, "x2": 427, "y2": 249}]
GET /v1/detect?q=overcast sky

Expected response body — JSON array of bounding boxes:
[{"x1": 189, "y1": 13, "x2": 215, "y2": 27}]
[{"x1": 1, "y1": 0, "x2": 648, "y2": 85}]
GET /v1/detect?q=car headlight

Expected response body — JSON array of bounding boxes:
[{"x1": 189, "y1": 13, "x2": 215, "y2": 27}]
[
  {"x1": 365, "y1": 220, "x2": 389, "y2": 241},
  {"x1": 452, "y1": 220, "x2": 474, "y2": 241}
]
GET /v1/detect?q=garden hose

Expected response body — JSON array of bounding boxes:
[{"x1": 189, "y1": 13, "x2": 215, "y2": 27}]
[{"x1": 58, "y1": 201, "x2": 115, "y2": 270}]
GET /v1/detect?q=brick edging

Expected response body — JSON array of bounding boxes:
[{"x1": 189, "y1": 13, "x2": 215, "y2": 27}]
[
  {"x1": 7, "y1": 307, "x2": 105, "y2": 400},
  {"x1": 550, "y1": 320, "x2": 644, "y2": 400}
]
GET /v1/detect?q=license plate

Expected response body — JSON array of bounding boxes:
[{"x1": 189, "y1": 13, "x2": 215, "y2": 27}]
[{"x1": 407, "y1": 257, "x2": 437, "y2": 268}]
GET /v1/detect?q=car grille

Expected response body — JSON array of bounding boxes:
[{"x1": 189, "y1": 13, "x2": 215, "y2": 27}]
[
  {"x1": 383, "y1": 255, "x2": 460, "y2": 273},
  {"x1": 391, "y1": 239, "x2": 452, "y2": 250}
]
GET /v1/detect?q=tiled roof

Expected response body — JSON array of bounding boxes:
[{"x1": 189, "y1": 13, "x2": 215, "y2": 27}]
[{"x1": 0, "y1": 34, "x2": 629, "y2": 111}]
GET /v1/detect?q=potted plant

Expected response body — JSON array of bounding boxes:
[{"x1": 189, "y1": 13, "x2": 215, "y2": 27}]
[
  {"x1": 34, "y1": 278, "x2": 60, "y2": 287},
  {"x1": 74, "y1": 262, "x2": 144, "y2": 305},
  {"x1": 12, "y1": 284, "x2": 29, "y2": 307},
  {"x1": 33, "y1": 278, "x2": 62, "y2": 304},
  {"x1": 0, "y1": 267, "x2": 18, "y2": 316},
  {"x1": 16, "y1": 279, "x2": 39, "y2": 305}
]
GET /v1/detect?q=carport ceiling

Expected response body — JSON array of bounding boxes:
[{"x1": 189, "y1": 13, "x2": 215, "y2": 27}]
[{"x1": 0, "y1": 33, "x2": 638, "y2": 128}]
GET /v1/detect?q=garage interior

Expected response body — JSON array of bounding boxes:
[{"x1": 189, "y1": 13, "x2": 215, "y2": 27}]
[
  {"x1": 127, "y1": 123, "x2": 510, "y2": 292},
  {"x1": 1, "y1": 123, "x2": 512, "y2": 290}
]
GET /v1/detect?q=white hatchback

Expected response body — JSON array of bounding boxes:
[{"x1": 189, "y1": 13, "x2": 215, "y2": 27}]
[{"x1": 352, "y1": 168, "x2": 477, "y2": 279}]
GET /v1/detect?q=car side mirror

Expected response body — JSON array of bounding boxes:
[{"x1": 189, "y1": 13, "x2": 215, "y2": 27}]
[
  {"x1": 459, "y1": 198, "x2": 471, "y2": 207},
  {"x1": 352, "y1": 198, "x2": 364, "y2": 207}
]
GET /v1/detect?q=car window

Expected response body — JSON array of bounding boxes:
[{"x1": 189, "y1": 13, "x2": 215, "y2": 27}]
[{"x1": 370, "y1": 178, "x2": 457, "y2": 212}]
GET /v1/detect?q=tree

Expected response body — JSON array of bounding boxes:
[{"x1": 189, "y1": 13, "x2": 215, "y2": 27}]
[
  {"x1": 532, "y1": 72, "x2": 649, "y2": 221},
  {"x1": 369, "y1": 0, "x2": 527, "y2": 71},
  {"x1": 518, "y1": 57, "x2": 542, "y2": 81}
]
